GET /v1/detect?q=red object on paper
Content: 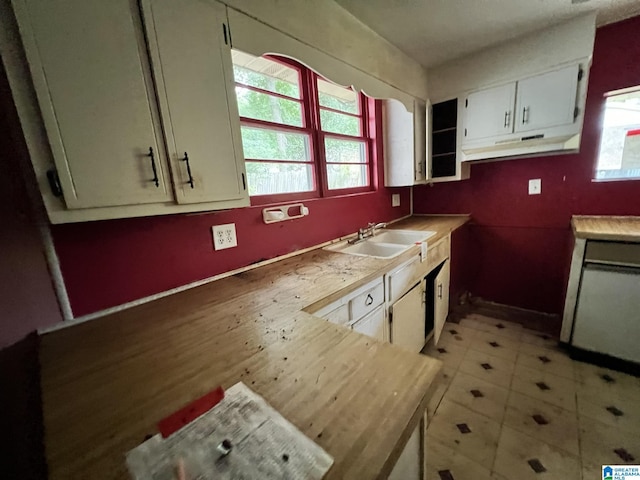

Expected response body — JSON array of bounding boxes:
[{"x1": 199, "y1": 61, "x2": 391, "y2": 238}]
[
  {"x1": 157, "y1": 386, "x2": 225, "y2": 438},
  {"x1": 626, "y1": 128, "x2": 640, "y2": 137}
]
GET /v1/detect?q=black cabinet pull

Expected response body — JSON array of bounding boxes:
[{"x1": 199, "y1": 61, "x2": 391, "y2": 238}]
[
  {"x1": 147, "y1": 147, "x2": 159, "y2": 187},
  {"x1": 182, "y1": 152, "x2": 194, "y2": 189},
  {"x1": 365, "y1": 294, "x2": 374, "y2": 306},
  {"x1": 46, "y1": 168, "x2": 63, "y2": 197},
  {"x1": 522, "y1": 106, "x2": 529, "y2": 124}
]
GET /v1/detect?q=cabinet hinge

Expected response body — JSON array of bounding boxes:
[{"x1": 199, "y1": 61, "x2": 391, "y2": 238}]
[
  {"x1": 46, "y1": 168, "x2": 63, "y2": 197},
  {"x1": 241, "y1": 173, "x2": 246, "y2": 190},
  {"x1": 223, "y1": 23, "x2": 228, "y2": 45},
  {"x1": 577, "y1": 68, "x2": 584, "y2": 81},
  {"x1": 574, "y1": 106, "x2": 580, "y2": 119}
]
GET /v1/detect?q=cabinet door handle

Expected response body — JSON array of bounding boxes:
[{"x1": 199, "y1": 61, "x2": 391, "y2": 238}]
[
  {"x1": 365, "y1": 294, "x2": 374, "y2": 306},
  {"x1": 522, "y1": 106, "x2": 529, "y2": 124},
  {"x1": 504, "y1": 110, "x2": 511, "y2": 128},
  {"x1": 182, "y1": 152, "x2": 195, "y2": 189},
  {"x1": 437, "y1": 283, "x2": 443, "y2": 299},
  {"x1": 147, "y1": 147, "x2": 160, "y2": 187}
]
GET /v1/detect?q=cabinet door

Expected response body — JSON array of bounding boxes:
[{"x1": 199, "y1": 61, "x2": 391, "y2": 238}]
[
  {"x1": 351, "y1": 305, "x2": 386, "y2": 342},
  {"x1": 463, "y1": 83, "x2": 516, "y2": 142},
  {"x1": 142, "y1": 0, "x2": 249, "y2": 205},
  {"x1": 414, "y1": 100, "x2": 427, "y2": 184},
  {"x1": 14, "y1": 0, "x2": 172, "y2": 208},
  {"x1": 515, "y1": 65, "x2": 579, "y2": 133},
  {"x1": 383, "y1": 99, "x2": 415, "y2": 187},
  {"x1": 390, "y1": 281, "x2": 426, "y2": 353},
  {"x1": 388, "y1": 422, "x2": 422, "y2": 480},
  {"x1": 434, "y1": 260, "x2": 450, "y2": 345}
]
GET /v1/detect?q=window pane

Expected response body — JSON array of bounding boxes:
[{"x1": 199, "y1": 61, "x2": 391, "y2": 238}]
[
  {"x1": 246, "y1": 162, "x2": 314, "y2": 195},
  {"x1": 320, "y1": 109, "x2": 360, "y2": 136},
  {"x1": 596, "y1": 89, "x2": 640, "y2": 180},
  {"x1": 324, "y1": 137, "x2": 366, "y2": 164},
  {"x1": 318, "y1": 78, "x2": 359, "y2": 114},
  {"x1": 241, "y1": 126, "x2": 311, "y2": 162},
  {"x1": 236, "y1": 86, "x2": 303, "y2": 127},
  {"x1": 232, "y1": 50, "x2": 300, "y2": 99},
  {"x1": 327, "y1": 164, "x2": 368, "y2": 190}
]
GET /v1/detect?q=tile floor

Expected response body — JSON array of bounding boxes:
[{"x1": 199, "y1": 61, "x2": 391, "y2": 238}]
[{"x1": 422, "y1": 313, "x2": 640, "y2": 480}]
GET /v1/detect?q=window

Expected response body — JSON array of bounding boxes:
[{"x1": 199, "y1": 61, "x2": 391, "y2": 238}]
[
  {"x1": 595, "y1": 87, "x2": 640, "y2": 181},
  {"x1": 232, "y1": 50, "x2": 375, "y2": 202}
]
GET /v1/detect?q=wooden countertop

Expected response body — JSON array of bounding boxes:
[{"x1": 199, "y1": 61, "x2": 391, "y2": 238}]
[
  {"x1": 572, "y1": 215, "x2": 640, "y2": 242},
  {"x1": 39, "y1": 215, "x2": 467, "y2": 479}
]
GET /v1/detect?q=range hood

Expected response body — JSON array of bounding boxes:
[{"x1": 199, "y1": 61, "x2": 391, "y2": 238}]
[{"x1": 461, "y1": 131, "x2": 581, "y2": 162}]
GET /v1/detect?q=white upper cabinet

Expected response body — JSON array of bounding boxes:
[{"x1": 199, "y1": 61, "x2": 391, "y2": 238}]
[
  {"x1": 13, "y1": 0, "x2": 173, "y2": 209},
  {"x1": 514, "y1": 64, "x2": 579, "y2": 133},
  {"x1": 460, "y1": 62, "x2": 586, "y2": 162},
  {"x1": 141, "y1": 0, "x2": 248, "y2": 206},
  {"x1": 383, "y1": 99, "x2": 427, "y2": 187},
  {"x1": 463, "y1": 82, "x2": 516, "y2": 142}
]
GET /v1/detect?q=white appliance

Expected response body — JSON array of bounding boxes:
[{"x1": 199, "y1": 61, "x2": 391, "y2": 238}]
[{"x1": 571, "y1": 242, "x2": 640, "y2": 363}]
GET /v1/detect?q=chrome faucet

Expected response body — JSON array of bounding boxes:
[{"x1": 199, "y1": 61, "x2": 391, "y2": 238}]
[{"x1": 348, "y1": 222, "x2": 387, "y2": 245}]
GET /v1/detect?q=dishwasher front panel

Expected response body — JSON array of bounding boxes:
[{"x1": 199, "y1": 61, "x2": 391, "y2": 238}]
[{"x1": 572, "y1": 264, "x2": 640, "y2": 363}]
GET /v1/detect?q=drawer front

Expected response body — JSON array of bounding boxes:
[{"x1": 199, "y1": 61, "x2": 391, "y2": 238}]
[
  {"x1": 417, "y1": 235, "x2": 450, "y2": 278},
  {"x1": 387, "y1": 255, "x2": 421, "y2": 304},
  {"x1": 349, "y1": 279, "x2": 384, "y2": 321},
  {"x1": 351, "y1": 305, "x2": 386, "y2": 342},
  {"x1": 323, "y1": 304, "x2": 350, "y2": 326},
  {"x1": 585, "y1": 241, "x2": 640, "y2": 267}
]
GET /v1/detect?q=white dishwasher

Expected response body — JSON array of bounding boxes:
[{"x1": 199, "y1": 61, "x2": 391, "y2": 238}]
[{"x1": 571, "y1": 241, "x2": 640, "y2": 363}]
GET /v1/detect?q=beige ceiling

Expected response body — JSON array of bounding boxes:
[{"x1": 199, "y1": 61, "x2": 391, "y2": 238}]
[{"x1": 334, "y1": 0, "x2": 640, "y2": 68}]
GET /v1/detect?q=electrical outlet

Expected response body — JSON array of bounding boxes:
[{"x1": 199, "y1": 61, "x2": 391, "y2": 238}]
[
  {"x1": 528, "y1": 179, "x2": 541, "y2": 195},
  {"x1": 392, "y1": 193, "x2": 401, "y2": 207},
  {"x1": 212, "y1": 223, "x2": 237, "y2": 250}
]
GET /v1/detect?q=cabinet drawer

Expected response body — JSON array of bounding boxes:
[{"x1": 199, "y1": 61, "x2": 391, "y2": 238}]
[
  {"x1": 349, "y1": 279, "x2": 384, "y2": 321},
  {"x1": 351, "y1": 305, "x2": 386, "y2": 342},
  {"x1": 322, "y1": 304, "x2": 350, "y2": 326},
  {"x1": 387, "y1": 255, "x2": 421, "y2": 304}
]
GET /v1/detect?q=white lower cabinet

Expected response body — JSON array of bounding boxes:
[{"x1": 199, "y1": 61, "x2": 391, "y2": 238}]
[
  {"x1": 389, "y1": 414, "x2": 427, "y2": 480},
  {"x1": 390, "y1": 280, "x2": 427, "y2": 353},
  {"x1": 351, "y1": 305, "x2": 386, "y2": 342},
  {"x1": 433, "y1": 260, "x2": 450, "y2": 345}
]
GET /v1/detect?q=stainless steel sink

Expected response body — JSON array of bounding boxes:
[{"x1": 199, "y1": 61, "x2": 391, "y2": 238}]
[{"x1": 324, "y1": 229, "x2": 436, "y2": 259}]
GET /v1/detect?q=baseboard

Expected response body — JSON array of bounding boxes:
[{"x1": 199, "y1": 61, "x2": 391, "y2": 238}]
[
  {"x1": 565, "y1": 344, "x2": 640, "y2": 378},
  {"x1": 449, "y1": 292, "x2": 561, "y2": 336}
]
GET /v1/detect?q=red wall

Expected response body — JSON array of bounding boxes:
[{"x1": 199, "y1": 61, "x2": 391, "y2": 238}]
[
  {"x1": 414, "y1": 16, "x2": 640, "y2": 315},
  {"x1": 51, "y1": 103, "x2": 411, "y2": 316},
  {"x1": 0, "y1": 63, "x2": 63, "y2": 349}
]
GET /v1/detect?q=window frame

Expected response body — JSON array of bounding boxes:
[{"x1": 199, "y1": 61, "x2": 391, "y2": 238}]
[
  {"x1": 233, "y1": 54, "x2": 377, "y2": 205},
  {"x1": 593, "y1": 86, "x2": 640, "y2": 182}
]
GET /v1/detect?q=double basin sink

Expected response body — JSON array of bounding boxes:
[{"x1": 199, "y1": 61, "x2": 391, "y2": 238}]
[{"x1": 325, "y1": 229, "x2": 436, "y2": 259}]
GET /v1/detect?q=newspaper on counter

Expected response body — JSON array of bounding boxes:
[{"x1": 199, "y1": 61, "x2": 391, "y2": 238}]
[{"x1": 126, "y1": 382, "x2": 334, "y2": 480}]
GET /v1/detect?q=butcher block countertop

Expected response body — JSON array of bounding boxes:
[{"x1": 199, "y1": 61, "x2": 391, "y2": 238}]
[
  {"x1": 39, "y1": 215, "x2": 467, "y2": 480},
  {"x1": 572, "y1": 215, "x2": 640, "y2": 242}
]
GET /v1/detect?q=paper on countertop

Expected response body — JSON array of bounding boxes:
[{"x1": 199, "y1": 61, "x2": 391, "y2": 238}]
[{"x1": 126, "y1": 382, "x2": 334, "y2": 480}]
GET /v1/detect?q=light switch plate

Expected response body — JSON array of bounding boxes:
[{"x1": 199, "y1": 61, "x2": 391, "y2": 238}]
[
  {"x1": 392, "y1": 193, "x2": 400, "y2": 207},
  {"x1": 212, "y1": 223, "x2": 237, "y2": 250},
  {"x1": 528, "y1": 179, "x2": 541, "y2": 195}
]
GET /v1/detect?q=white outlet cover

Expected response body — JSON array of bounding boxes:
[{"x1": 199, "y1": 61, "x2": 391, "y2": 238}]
[
  {"x1": 212, "y1": 223, "x2": 237, "y2": 251},
  {"x1": 392, "y1": 193, "x2": 401, "y2": 207},
  {"x1": 528, "y1": 179, "x2": 541, "y2": 195}
]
